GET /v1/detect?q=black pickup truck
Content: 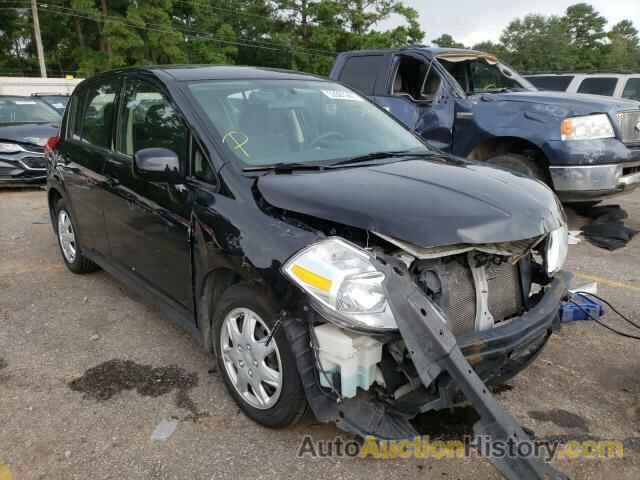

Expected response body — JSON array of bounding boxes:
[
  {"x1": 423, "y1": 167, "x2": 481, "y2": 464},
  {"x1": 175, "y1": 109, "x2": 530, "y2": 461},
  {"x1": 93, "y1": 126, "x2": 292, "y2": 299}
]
[{"x1": 330, "y1": 47, "x2": 640, "y2": 206}]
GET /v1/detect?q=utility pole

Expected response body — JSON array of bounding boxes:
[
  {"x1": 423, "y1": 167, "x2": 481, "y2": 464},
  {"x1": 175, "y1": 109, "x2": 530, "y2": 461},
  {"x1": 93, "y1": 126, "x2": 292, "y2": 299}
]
[{"x1": 31, "y1": 0, "x2": 47, "y2": 78}]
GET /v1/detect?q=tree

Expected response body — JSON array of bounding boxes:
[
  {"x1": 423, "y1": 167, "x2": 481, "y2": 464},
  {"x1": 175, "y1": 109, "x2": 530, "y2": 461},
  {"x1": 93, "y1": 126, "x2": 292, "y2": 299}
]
[
  {"x1": 562, "y1": 2, "x2": 607, "y2": 70},
  {"x1": 432, "y1": 34, "x2": 464, "y2": 49},
  {"x1": 471, "y1": 41, "x2": 508, "y2": 59},
  {"x1": 601, "y1": 20, "x2": 640, "y2": 71},
  {"x1": 501, "y1": 14, "x2": 575, "y2": 72}
]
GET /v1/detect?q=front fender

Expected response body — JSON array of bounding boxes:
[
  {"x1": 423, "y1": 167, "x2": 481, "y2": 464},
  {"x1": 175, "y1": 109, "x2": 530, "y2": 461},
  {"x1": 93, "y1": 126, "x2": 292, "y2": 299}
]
[{"x1": 454, "y1": 99, "x2": 560, "y2": 158}]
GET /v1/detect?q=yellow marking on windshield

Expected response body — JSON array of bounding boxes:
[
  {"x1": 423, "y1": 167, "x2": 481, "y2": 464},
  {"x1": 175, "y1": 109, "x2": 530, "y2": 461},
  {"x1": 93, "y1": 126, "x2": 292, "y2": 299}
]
[{"x1": 222, "y1": 130, "x2": 250, "y2": 158}]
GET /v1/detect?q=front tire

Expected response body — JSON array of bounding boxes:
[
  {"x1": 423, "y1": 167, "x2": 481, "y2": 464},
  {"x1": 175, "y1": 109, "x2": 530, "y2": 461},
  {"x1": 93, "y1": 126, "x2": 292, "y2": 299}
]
[
  {"x1": 54, "y1": 198, "x2": 98, "y2": 274},
  {"x1": 212, "y1": 284, "x2": 307, "y2": 428},
  {"x1": 486, "y1": 153, "x2": 549, "y2": 184}
]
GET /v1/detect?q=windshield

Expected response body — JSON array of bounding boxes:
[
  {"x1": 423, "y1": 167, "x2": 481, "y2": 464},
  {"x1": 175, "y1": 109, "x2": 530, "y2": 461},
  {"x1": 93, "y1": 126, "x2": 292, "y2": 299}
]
[
  {"x1": 36, "y1": 95, "x2": 69, "y2": 111},
  {"x1": 438, "y1": 57, "x2": 536, "y2": 94},
  {"x1": 0, "y1": 97, "x2": 61, "y2": 124},
  {"x1": 187, "y1": 79, "x2": 430, "y2": 167}
]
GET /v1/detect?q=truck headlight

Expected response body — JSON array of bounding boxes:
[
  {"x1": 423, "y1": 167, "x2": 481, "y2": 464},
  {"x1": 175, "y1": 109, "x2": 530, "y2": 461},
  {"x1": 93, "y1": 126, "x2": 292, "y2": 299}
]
[
  {"x1": 283, "y1": 238, "x2": 397, "y2": 332},
  {"x1": 546, "y1": 224, "x2": 568, "y2": 275},
  {"x1": 0, "y1": 142, "x2": 24, "y2": 154},
  {"x1": 560, "y1": 114, "x2": 614, "y2": 141}
]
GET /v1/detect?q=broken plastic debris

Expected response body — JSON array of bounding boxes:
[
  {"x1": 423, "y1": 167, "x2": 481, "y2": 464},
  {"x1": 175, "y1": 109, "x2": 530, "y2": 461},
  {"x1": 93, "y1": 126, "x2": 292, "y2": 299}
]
[
  {"x1": 568, "y1": 230, "x2": 582, "y2": 245},
  {"x1": 569, "y1": 282, "x2": 597, "y2": 296},
  {"x1": 150, "y1": 419, "x2": 178, "y2": 441}
]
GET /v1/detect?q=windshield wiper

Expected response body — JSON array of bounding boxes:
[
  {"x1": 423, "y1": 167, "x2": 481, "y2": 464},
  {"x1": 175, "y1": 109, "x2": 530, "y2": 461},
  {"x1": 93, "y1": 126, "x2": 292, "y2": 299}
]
[
  {"x1": 329, "y1": 149, "x2": 434, "y2": 167},
  {"x1": 242, "y1": 162, "x2": 326, "y2": 174}
]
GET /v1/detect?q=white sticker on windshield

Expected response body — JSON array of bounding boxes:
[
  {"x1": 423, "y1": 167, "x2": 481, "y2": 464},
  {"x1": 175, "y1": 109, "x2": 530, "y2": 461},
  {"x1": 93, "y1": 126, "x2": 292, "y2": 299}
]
[
  {"x1": 14, "y1": 100, "x2": 37, "y2": 105},
  {"x1": 320, "y1": 89, "x2": 364, "y2": 102}
]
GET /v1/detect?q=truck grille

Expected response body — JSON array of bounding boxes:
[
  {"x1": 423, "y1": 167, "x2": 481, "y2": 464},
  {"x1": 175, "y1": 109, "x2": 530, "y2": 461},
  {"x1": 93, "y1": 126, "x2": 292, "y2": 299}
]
[
  {"x1": 415, "y1": 255, "x2": 523, "y2": 337},
  {"x1": 617, "y1": 111, "x2": 640, "y2": 144}
]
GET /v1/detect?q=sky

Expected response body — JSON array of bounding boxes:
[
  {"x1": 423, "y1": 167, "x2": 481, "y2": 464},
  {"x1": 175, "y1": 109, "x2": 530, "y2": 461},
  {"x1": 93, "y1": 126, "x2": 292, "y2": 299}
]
[{"x1": 381, "y1": 0, "x2": 640, "y2": 47}]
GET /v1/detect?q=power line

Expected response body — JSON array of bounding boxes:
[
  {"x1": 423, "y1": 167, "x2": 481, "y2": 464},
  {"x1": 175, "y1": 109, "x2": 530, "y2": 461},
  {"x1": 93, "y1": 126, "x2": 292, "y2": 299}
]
[{"x1": 1, "y1": 0, "x2": 337, "y2": 58}]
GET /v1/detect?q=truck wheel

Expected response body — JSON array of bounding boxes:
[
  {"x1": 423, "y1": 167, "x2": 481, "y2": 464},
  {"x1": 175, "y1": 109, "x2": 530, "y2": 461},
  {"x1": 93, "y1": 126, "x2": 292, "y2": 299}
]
[
  {"x1": 54, "y1": 198, "x2": 99, "y2": 274},
  {"x1": 486, "y1": 154, "x2": 549, "y2": 184},
  {"x1": 212, "y1": 284, "x2": 308, "y2": 428}
]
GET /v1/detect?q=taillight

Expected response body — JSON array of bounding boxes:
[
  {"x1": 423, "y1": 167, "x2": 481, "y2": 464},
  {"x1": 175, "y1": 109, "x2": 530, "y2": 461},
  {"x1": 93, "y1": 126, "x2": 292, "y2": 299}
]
[{"x1": 45, "y1": 136, "x2": 59, "y2": 153}]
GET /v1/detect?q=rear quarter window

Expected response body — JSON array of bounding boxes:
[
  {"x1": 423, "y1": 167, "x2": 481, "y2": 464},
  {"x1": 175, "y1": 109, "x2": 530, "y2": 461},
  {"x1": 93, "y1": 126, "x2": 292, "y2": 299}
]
[
  {"x1": 526, "y1": 76, "x2": 574, "y2": 92},
  {"x1": 577, "y1": 77, "x2": 618, "y2": 97},
  {"x1": 338, "y1": 55, "x2": 384, "y2": 96}
]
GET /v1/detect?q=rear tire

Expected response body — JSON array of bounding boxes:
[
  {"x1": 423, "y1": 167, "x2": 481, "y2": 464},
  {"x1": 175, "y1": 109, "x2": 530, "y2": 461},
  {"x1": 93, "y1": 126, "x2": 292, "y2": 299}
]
[
  {"x1": 53, "y1": 198, "x2": 98, "y2": 274},
  {"x1": 212, "y1": 283, "x2": 307, "y2": 429},
  {"x1": 486, "y1": 153, "x2": 549, "y2": 184}
]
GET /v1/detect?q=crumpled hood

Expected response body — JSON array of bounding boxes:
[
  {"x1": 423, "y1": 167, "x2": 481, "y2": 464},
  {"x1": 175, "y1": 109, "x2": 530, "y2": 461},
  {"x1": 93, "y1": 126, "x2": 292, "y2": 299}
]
[
  {"x1": 480, "y1": 91, "x2": 639, "y2": 117},
  {"x1": 257, "y1": 157, "x2": 565, "y2": 248},
  {"x1": 0, "y1": 123, "x2": 59, "y2": 147}
]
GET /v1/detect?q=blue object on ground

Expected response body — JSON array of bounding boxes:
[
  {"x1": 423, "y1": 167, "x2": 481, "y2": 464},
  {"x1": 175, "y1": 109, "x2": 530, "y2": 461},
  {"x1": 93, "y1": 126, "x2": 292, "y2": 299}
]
[{"x1": 560, "y1": 294, "x2": 605, "y2": 322}]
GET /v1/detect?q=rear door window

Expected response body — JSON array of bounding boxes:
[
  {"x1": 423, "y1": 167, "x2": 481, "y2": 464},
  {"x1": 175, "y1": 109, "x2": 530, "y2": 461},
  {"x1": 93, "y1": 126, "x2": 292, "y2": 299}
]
[
  {"x1": 72, "y1": 79, "x2": 119, "y2": 149},
  {"x1": 577, "y1": 77, "x2": 618, "y2": 96},
  {"x1": 526, "y1": 76, "x2": 574, "y2": 92},
  {"x1": 339, "y1": 55, "x2": 384, "y2": 96},
  {"x1": 622, "y1": 79, "x2": 640, "y2": 102}
]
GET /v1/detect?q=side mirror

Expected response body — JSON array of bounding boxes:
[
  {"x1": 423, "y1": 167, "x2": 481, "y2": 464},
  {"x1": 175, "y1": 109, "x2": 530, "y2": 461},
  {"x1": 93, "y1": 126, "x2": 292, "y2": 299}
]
[{"x1": 133, "y1": 147, "x2": 181, "y2": 183}]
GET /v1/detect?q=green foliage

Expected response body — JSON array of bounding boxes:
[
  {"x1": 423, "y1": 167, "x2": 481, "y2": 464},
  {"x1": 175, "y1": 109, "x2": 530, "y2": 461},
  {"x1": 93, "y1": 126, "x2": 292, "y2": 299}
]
[
  {"x1": 496, "y1": 3, "x2": 639, "y2": 73},
  {"x1": 432, "y1": 34, "x2": 464, "y2": 49},
  {"x1": 0, "y1": 0, "x2": 423, "y2": 76},
  {"x1": 1, "y1": 1, "x2": 638, "y2": 77}
]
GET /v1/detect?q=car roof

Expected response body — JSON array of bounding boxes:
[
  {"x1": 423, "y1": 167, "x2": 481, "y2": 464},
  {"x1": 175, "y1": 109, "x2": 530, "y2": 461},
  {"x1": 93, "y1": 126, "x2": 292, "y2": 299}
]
[
  {"x1": 339, "y1": 46, "x2": 489, "y2": 58},
  {"x1": 93, "y1": 65, "x2": 328, "y2": 83}
]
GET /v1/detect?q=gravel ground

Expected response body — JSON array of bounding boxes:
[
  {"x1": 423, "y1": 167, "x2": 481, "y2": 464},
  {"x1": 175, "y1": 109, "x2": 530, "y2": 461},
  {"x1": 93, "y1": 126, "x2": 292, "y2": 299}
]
[{"x1": 1, "y1": 188, "x2": 639, "y2": 480}]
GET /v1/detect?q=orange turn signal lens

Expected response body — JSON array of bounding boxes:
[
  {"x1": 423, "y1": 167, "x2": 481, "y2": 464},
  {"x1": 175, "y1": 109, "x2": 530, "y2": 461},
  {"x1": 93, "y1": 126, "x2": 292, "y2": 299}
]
[{"x1": 560, "y1": 119, "x2": 573, "y2": 139}]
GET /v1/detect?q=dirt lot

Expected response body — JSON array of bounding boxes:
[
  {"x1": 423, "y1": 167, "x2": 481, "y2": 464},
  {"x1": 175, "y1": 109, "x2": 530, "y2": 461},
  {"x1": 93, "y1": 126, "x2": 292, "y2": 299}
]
[{"x1": 1, "y1": 188, "x2": 640, "y2": 480}]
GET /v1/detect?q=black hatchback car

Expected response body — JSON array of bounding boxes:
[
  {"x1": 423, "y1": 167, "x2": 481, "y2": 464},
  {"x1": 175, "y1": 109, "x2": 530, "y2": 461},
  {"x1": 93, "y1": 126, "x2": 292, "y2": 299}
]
[{"x1": 46, "y1": 66, "x2": 571, "y2": 476}]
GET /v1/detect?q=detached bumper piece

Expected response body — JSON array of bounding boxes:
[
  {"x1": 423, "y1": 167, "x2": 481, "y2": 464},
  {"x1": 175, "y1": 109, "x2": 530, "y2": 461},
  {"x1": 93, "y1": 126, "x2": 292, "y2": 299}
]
[
  {"x1": 284, "y1": 316, "x2": 419, "y2": 440},
  {"x1": 377, "y1": 256, "x2": 569, "y2": 480}
]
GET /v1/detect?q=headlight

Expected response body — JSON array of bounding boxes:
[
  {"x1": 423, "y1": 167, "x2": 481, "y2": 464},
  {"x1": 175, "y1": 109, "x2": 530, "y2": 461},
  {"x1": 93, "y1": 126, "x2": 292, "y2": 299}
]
[
  {"x1": 545, "y1": 224, "x2": 568, "y2": 275},
  {"x1": 0, "y1": 142, "x2": 24, "y2": 154},
  {"x1": 282, "y1": 238, "x2": 397, "y2": 331},
  {"x1": 560, "y1": 114, "x2": 614, "y2": 141}
]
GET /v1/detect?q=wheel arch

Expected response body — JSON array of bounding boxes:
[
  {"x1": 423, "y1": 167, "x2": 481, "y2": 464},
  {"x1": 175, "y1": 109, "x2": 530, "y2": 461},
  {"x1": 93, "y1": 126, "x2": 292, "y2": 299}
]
[
  {"x1": 198, "y1": 268, "x2": 239, "y2": 354},
  {"x1": 47, "y1": 187, "x2": 64, "y2": 229},
  {"x1": 467, "y1": 136, "x2": 549, "y2": 169}
]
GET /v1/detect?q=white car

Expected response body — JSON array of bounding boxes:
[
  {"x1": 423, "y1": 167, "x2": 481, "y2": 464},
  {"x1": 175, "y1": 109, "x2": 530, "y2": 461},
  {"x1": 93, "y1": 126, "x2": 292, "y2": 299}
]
[{"x1": 525, "y1": 73, "x2": 640, "y2": 102}]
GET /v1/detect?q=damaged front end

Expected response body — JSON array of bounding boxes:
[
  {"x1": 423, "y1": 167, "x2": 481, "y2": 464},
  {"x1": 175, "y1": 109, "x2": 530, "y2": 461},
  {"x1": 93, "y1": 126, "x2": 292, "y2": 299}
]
[{"x1": 280, "y1": 234, "x2": 570, "y2": 480}]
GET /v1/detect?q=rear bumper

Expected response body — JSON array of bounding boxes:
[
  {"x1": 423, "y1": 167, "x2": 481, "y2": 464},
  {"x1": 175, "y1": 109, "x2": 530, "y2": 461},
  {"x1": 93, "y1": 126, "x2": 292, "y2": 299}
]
[{"x1": 456, "y1": 271, "x2": 571, "y2": 385}]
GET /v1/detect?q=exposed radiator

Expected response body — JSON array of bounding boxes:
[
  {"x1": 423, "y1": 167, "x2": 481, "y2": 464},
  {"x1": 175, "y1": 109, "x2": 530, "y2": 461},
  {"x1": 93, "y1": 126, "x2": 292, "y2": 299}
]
[{"x1": 414, "y1": 255, "x2": 523, "y2": 336}]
